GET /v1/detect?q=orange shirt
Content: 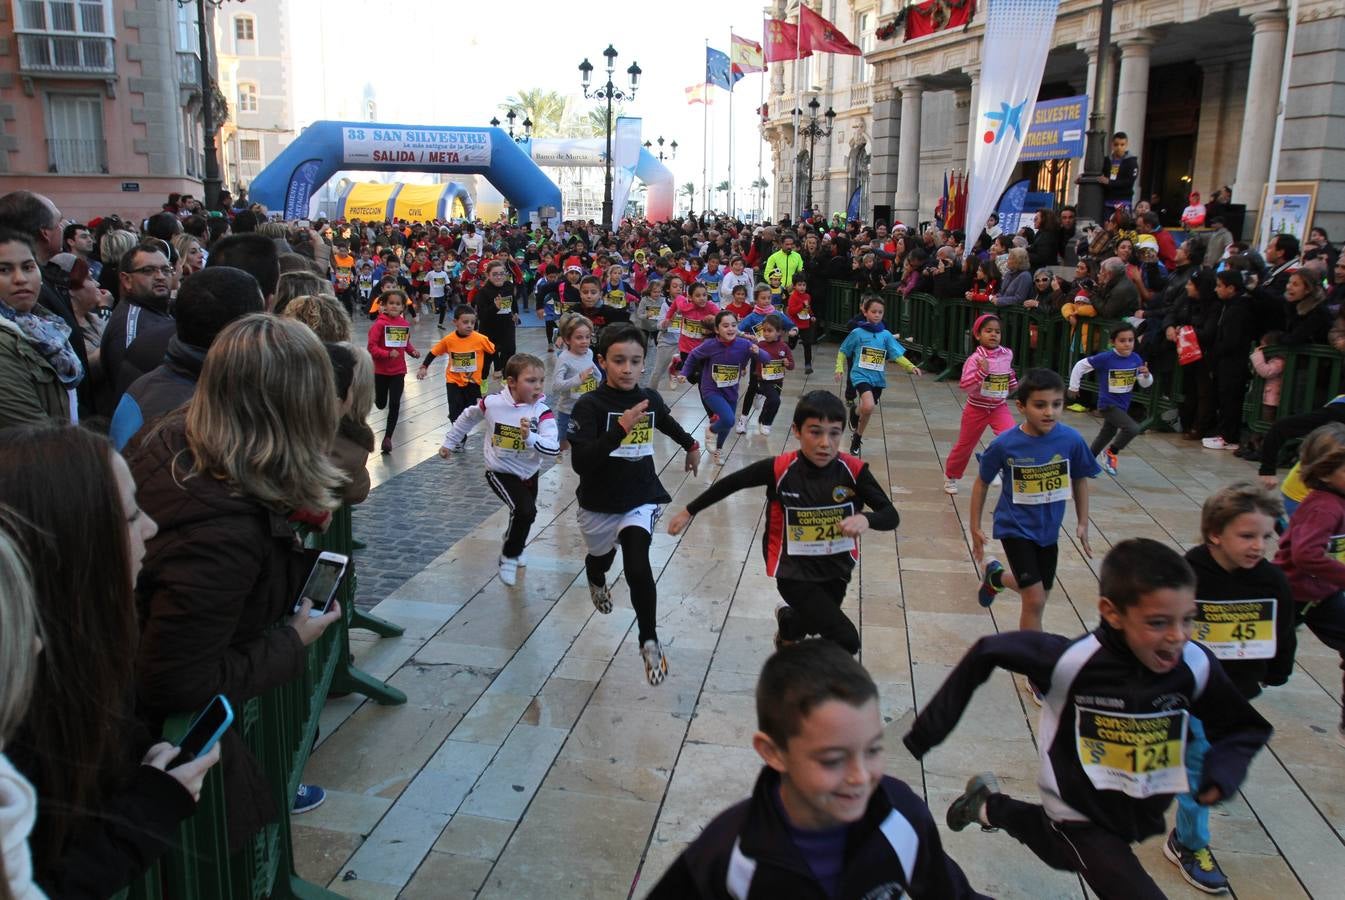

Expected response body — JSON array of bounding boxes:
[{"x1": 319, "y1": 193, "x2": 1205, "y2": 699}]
[{"x1": 427, "y1": 331, "x2": 495, "y2": 386}]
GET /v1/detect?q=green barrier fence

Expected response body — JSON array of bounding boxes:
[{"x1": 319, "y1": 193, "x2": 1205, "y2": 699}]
[{"x1": 113, "y1": 504, "x2": 406, "y2": 899}]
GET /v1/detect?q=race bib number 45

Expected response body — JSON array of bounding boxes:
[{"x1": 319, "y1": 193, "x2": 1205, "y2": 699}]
[
  {"x1": 858, "y1": 346, "x2": 887, "y2": 371},
  {"x1": 1076, "y1": 707, "x2": 1188, "y2": 799},
  {"x1": 785, "y1": 504, "x2": 855, "y2": 556},
  {"x1": 1011, "y1": 460, "x2": 1071, "y2": 505},
  {"x1": 607, "y1": 411, "x2": 654, "y2": 458},
  {"x1": 1194, "y1": 598, "x2": 1276, "y2": 660}
]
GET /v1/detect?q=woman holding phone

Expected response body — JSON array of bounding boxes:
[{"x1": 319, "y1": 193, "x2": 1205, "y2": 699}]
[
  {"x1": 130, "y1": 314, "x2": 345, "y2": 843},
  {"x1": 0, "y1": 424, "x2": 220, "y2": 896}
]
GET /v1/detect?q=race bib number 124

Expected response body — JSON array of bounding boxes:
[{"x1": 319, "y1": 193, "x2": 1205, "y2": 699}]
[{"x1": 1076, "y1": 707, "x2": 1188, "y2": 799}]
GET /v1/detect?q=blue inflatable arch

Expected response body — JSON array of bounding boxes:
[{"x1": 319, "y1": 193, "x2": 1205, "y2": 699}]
[{"x1": 248, "y1": 120, "x2": 562, "y2": 222}]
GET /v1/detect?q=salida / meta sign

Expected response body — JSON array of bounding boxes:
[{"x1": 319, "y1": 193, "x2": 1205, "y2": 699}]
[{"x1": 342, "y1": 127, "x2": 492, "y2": 168}]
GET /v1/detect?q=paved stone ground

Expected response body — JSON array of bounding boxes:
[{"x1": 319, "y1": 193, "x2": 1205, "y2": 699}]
[{"x1": 296, "y1": 320, "x2": 1345, "y2": 900}]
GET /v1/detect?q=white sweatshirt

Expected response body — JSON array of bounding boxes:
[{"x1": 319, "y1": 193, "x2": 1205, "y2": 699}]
[
  {"x1": 551, "y1": 348, "x2": 601, "y2": 414},
  {"x1": 444, "y1": 388, "x2": 560, "y2": 478}
]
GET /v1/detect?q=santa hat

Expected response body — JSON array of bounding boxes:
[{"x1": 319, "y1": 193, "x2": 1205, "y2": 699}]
[{"x1": 564, "y1": 255, "x2": 584, "y2": 273}]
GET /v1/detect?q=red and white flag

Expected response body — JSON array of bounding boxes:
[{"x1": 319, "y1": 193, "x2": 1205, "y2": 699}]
[
  {"x1": 763, "y1": 17, "x2": 811, "y2": 62},
  {"x1": 799, "y1": 4, "x2": 862, "y2": 55}
]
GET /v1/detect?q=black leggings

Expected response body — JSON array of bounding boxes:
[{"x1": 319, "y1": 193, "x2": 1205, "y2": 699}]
[
  {"x1": 545, "y1": 320, "x2": 558, "y2": 346},
  {"x1": 740, "y1": 377, "x2": 783, "y2": 426},
  {"x1": 487, "y1": 330, "x2": 516, "y2": 376},
  {"x1": 1258, "y1": 404, "x2": 1345, "y2": 475},
  {"x1": 986, "y1": 796, "x2": 1164, "y2": 900},
  {"x1": 485, "y1": 470, "x2": 538, "y2": 559},
  {"x1": 374, "y1": 373, "x2": 405, "y2": 439},
  {"x1": 788, "y1": 327, "x2": 815, "y2": 367},
  {"x1": 777, "y1": 577, "x2": 858, "y2": 653},
  {"x1": 586, "y1": 526, "x2": 658, "y2": 644}
]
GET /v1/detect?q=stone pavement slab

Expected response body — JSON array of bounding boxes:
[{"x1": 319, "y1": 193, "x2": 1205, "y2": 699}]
[{"x1": 295, "y1": 319, "x2": 1345, "y2": 898}]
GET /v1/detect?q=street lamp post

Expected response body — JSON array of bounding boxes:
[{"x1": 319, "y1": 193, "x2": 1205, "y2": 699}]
[
  {"x1": 1075, "y1": 0, "x2": 1115, "y2": 226},
  {"x1": 643, "y1": 136, "x2": 677, "y2": 163},
  {"x1": 504, "y1": 109, "x2": 534, "y2": 144},
  {"x1": 797, "y1": 97, "x2": 835, "y2": 216},
  {"x1": 177, "y1": 0, "x2": 232, "y2": 211},
  {"x1": 579, "y1": 45, "x2": 640, "y2": 229}
]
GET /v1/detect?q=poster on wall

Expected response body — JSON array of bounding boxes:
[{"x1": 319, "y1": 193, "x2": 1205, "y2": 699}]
[
  {"x1": 1255, "y1": 181, "x2": 1318, "y2": 242},
  {"x1": 1020, "y1": 95, "x2": 1088, "y2": 161},
  {"x1": 341, "y1": 126, "x2": 492, "y2": 168}
]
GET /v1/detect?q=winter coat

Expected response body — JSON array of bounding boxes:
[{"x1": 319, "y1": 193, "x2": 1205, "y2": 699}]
[{"x1": 0, "y1": 314, "x2": 69, "y2": 428}]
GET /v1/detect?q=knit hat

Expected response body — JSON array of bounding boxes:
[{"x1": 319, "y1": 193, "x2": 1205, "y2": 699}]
[
  {"x1": 1134, "y1": 234, "x2": 1159, "y2": 253},
  {"x1": 564, "y1": 255, "x2": 583, "y2": 273},
  {"x1": 972, "y1": 313, "x2": 1000, "y2": 336}
]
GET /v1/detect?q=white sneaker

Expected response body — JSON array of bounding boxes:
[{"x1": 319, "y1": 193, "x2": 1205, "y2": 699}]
[
  {"x1": 498, "y1": 555, "x2": 519, "y2": 586},
  {"x1": 1202, "y1": 436, "x2": 1227, "y2": 450},
  {"x1": 641, "y1": 639, "x2": 668, "y2": 686},
  {"x1": 704, "y1": 423, "x2": 714, "y2": 448},
  {"x1": 734, "y1": 417, "x2": 747, "y2": 434},
  {"x1": 758, "y1": 423, "x2": 772, "y2": 436},
  {"x1": 588, "y1": 581, "x2": 612, "y2": 614},
  {"x1": 752, "y1": 395, "x2": 765, "y2": 416},
  {"x1": 712, "y1": 447, "x2": 723, "y2": 466},
  {"x1": 944, "y1": 479, "x2": 959, "y2": 494},
  {"x1": 516, "y1": 549, "x2": 527, "y2": 568}
]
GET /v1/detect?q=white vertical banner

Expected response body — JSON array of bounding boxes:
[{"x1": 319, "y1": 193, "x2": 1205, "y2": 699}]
[
  {"x1": 964, "y1": 0, "x2": 1061, "y2": 256},
  {"x1": 611, "y1": 116, "x2": 642, "y2": 230}
]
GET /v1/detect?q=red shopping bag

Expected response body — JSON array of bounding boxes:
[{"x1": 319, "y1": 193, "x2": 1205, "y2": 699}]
[{"x1": 1176, "y1": 325, "x2": 1203, "y2": 366}]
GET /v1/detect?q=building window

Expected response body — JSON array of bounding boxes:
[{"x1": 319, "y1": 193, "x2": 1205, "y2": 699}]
[
  {"x1": 855, "y1": 12, "x2": 873, "y2": 84},
  {"x1": 234, "y1": 14, "x2": 255, "y2": 42},
  {"x1": 175, "y1": 1, "x2": 198, "y2": 54},
  {"x1": 14, "y1": 0, "x2": 114, "y2": 73},
  {"x1": 237, "y1": 82, "x2": 258, "y2": 113},
  {"x1": 240, "y1": 138, "x2": 261, "y2": 161},
  {"x1": 45, "y1": 92, "x2": 105, "y2": 173}
]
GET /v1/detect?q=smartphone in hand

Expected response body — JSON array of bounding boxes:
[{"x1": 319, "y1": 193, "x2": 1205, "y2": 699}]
[
  {"x1": 172, "y1": 694, "x2": 233, "y2": 765},
  {"x1": 294, "y1": 551, "x2": 348, "y2": 617}
]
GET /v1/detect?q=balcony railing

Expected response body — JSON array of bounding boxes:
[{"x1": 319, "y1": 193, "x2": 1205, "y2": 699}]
[
  {"x1": 177, "y1": 51, "x2": 200, "y2": 86},
  {"x1": 18, "y1": 34, "x2": 114, "y2": 75},
  {"x1": 47, "y1": 138, "x2": 108, "y2": 174},
  {"x1": 849, "y1": 84, "x2": 871, "y2": 108}
]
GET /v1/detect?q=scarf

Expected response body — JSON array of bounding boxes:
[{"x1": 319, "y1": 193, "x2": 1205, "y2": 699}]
[
  {"x1": 859, "y1": 321, "x2": 887, "y2": 334},
  {"x1": 0, "y1": 300, "x2": 83, "y2": 386}
]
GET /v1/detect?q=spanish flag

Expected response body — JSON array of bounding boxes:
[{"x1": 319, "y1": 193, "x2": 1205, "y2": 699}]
[
  {"x1": 686, "y1": 84, "x2": 714, "y2": 105},
  {"x1": 731, "y1": 32, "x2": 765, "y2": 75}
]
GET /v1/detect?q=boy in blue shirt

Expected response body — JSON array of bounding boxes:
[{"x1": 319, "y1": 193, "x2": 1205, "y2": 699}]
[
  {"x1": 1067, "y1": 322, "x2": 1153, "y2": 476},
  {"x1": 834, "y1": 295, "x2": 921, "y2": 457},
  {"x1": 972, "y1": 368, "x2": 1101, "y2": 702}
]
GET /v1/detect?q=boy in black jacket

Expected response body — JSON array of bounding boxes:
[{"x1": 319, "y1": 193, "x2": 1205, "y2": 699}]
[
  {"x1": 904, "y1": 538, "x2": 1273, "y2": 900},
  {"x1": 569, "y1": 324, "x2": 700, "y2": 685},
  {"x1": 667, "y1": 390, "x2": 898, "y2": 654},
  {"x1": 648, "y1": 640, "x2": 985, "y2": 899},
  {"x1": 1204, "y1": 269, "x2": 1257, "y2": 450}
]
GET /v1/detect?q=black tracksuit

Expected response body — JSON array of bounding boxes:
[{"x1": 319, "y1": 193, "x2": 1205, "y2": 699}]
[
  {"x1": 904, "y1": 624, "x2": 1272, "y2": 900},
  {"x1": 646, "y1": 767, "x2": 986, "y2": 899}
]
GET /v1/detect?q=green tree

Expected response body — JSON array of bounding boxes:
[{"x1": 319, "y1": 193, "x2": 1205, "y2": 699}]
[
  {"x1": 681, "y1": 181, "x2": 696, "y2": 212},
  {"x1": 498, "y1": 89, "x2": 568, "y2": 138},
  {"x1": 576, "y1": 105, "x2": 628, "y2": 138},
  {"x1": 751, "y1": 177, "x2": 769, "y2": 191},
  {"x1": 716, "y1": 180, "x2": 730, "y2": 208}
]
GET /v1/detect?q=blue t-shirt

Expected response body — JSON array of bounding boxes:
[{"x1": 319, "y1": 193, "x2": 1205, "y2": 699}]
[
  {"x1": 696, "y1": 268, "x2": 725, "y2": 300},
  {"x1": 979, "y1": 423, "x2": 1101, "y2": 545},
  {"x1": 839, "y1": 326, "x2": 909, "y2": 389},
  {"x1": 1085, "y1": 348, "x2": 1145, "y2": 411},
  {"x1": 739, "y1": 308, "x2": 799, "y2": 338},
  {"x1": 772, "y1": 786, "x2": 846, "y2": 896}
]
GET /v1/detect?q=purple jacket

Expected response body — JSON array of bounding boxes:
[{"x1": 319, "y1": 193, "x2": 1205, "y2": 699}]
[{"x1": 681, "y1": 336, "x2": 771, "y2": 408}]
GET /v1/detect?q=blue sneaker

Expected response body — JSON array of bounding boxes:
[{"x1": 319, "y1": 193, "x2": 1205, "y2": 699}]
[
  {"x1": 292, "y1": 783, "x2": 326, "y2": 814},
  {"x1": 1103, "y1": 448, "x2": 1119, "y2": 476},
  {"x1": 1163, "y1": 830, "x2": 1230, "y2": 894},
  {"x1": 979, "y1": 560, "x2": 1005, "y2": 608}
]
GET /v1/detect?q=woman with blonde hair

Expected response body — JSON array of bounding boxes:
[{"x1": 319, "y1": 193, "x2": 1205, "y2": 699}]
[
  {"x1": 130, "y1": 314, "x2": 346, "y2": 838},
  {"x1": 170, "y1": 233, "x2": 205, "y2": 285},
  {"x1": 97, "y1": 229, "x2": 138, "y2": 301},
  {"x1": 273, "y1": 270, "x2": 335, "y2": 317},
  {"x1": 280, "y1": 292, "x2": 351, "y2": 342}
]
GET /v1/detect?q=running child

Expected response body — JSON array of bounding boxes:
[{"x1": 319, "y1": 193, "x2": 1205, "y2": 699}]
[
  {"x1": 417, "y1": 304, "x2": 496, "y2": 426},
  {"x1": 722, "y1": 283, "x2": 752, "y2": 321},
  {"x1": 366, "y1": 288, "x2": 420, "y2": 454},
  {"x1": 973, "y1": 370, "x2": 1100, "y2": 663},
  {"x1": 649, "y1": 641, "x2": 984, "y2": 899},
  {"x1": 664, "y1": 281, "x2": 719, "y2": 376},
  {"x1": 766, "y1": 269, "x2": 785, "y2": 307},
  {"x1": 739, "y1": 284, "x2": 799, "y2": 340},
  {"x1": 534, "y1": 263, "x2": 563, "y2": 349},
  {"x1": 571, "y1": 274, "x2": 631, "y2": 333},
  {"x1": 552, "y1": 312, "x2": 601, "y2": 449},
  {"x1": 834, "y1": 296, "x2": 922, "y2": 457},
  {"x1": 1068, "y1": 322, "x2": 1154, "y2": 476},
  {"x1": 717, "y1": 254, "x2": 754, "y2": 303},
  {"x1": 735, "y1": 313, "x2": 794, "y2": 436},
  {"x1": 905, "y1": 538, "x2": 1272, "y2": 900},
  {"x1": 332, "y1": 240, "x2": 357, "y2": 315},
  {"x1": 634, "y1": 279, "x2": 664, "y2": 364},
  {"x1": 646, "y1": 282, "x2": 680, "y2": 391},
  {"x1": 473, "y1": 260, "x2": 519, "y2": 381},
  {"x1": 603, "y1": 263, "x2": 636, "y2": 312},
  {"x1": 944, "y1": 313, "x2": 1017, "y2": 495},
  {"x1": 427, "y1": 256, "x2": 452, "y2": 328},
  {"x1": 568, "y1": 324, "x2": 701, "y2": 685},
  {"x1": 786, "y1": 274, "x2": 816, "y2": 373},
  {"x1": 1273, "y1": 421, "x2": 1345, "y2": 745},
  {"x1": 440, "y1": 352, "x2": 559, "y2": 587},
  {"x1": 678, "y1": 311, "x2": 773, "y2": 465},
  {"x1": 356, "y1": 261, "x2": 375, "y2": 311},
  {"x1": 1171, "y1": 482, "x2": 1295, "y2": 893},
  {"x1": 668, "y1": 391, "x2": 895, "y2": 653}
]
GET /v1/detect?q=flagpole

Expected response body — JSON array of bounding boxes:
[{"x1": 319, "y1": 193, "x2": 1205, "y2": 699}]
[
  {"x1": 757, "y1": 70, "x2": 765, "y2": 222},
  {"x1": 702, "y1": 38, "x2": 710, "y2": 216},
  {"x1": 790, "y1": 12, "x2": 800, "y2": 221},
  {"x1": 728, "y1": 26, "x2": 736, "y2": 219}
]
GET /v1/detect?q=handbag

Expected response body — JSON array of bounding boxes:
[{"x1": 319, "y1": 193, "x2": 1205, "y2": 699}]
[{"x1": 1176, "y1": 325, "x2": 1203, "y2": 366}]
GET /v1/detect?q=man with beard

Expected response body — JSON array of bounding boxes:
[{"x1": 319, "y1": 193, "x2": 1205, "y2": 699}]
[{"x1": 100, "y1": 241, "x2": 175, "y2": 414}]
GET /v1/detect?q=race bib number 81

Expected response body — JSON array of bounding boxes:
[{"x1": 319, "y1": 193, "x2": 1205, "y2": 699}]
[
  {"x1": 1076, "y1": 707, "x2": 1188, "y2": 799},
  {"x1": 1194, "y1": 598, "x2": 1276, "y2": 659},
  {"x1": 492, "y1": 423, "x2": 525, "y2": 452},
  {"x1": 1011, "y1": 460, "x2": 1071, "y2": 505},
  {"x1": 785, "y1": 504, "x2": 855, "y2": 556}
]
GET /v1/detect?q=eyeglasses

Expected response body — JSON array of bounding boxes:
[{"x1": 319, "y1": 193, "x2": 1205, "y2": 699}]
[{"x1": 128, "y1": 265, "x2": 174, "y2": 277}]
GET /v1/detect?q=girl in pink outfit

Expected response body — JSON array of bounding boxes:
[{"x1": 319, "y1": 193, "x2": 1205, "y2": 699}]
[
  {"x1": 367, "y1": 288, "x2": 420, "y2": 454},
  {"x1": 662, "y1": 281, "x2": 720, "y2": 370},
  {"x1": 944, "y1": 313, "x2": 1017, "y2": 494}
]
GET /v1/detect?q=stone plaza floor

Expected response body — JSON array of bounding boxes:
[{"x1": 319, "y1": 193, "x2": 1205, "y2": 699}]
[{"x1": 294, "y1": 312, "x2": 1345, "y2": 898}]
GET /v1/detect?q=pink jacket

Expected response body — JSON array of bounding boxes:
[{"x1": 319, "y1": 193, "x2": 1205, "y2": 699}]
[
  {"x1": 1251, "y1": 348, "x2": 1284, "y2": 407},
  {"x1": 367, "y1": 313, "x2": 417, "y2": 376},
  {"x1": 959, "y1": 345, "x2": 1018, "y2": 409},
  {"x1": 663, "y1": 296, "x2": 720, "y2": 354}
]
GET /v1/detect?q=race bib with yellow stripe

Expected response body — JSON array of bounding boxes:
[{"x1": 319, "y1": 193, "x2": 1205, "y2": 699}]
[
  {"x1": 762, "y1": 359, "x2": 787, "y2": 381},
  {"x1": 606, "y1": 289, "x2": 629, "y2": 309},
  {"x1": 384, "y1": 325, "x2": 409, "y2": 348},
  {"x1": 491, "y1": 422, "x2": 526, "y2": 453},
  {"x1": 607, "y1": 412, "x2": 654, "y2": 458},
  {"x1": 680, "y1": 317, "x2": 706, "y2": 339},
  {"x1": 1108, "y1": 368, "x2": 1138, "y2": 394},
  {"x1": 576, "y1": 371, "x2": 599, "y2": 395},
  {"x1": 857, "y1": 346, "x2": 887, "y2": 371},
  {"x1": 1076, "y1": 707, "x2": 1188, "y2": 798},
  {"x1": 668, "y1": 315, "x2": 683, "y2": 335},
  {"x1": 785, "y1": 504, "x2": 855, "y2": 556},
  {"x1": 711, "y1": 363, "x2": 741, "y2": 388},
  {"x1": 1193, "y1": 598, "x2": 1276, "y2": 660},
  {"x1": 496, "y1": 295, "x2": 513, "y2": 314},
  {"x1": 450, "y1": 351, "x2": 477, "y2": 373},
  {"x1": 981, "y1": 372, "x2": 1011, "y2": 400},
  {"x1": 1328, "y1": 533, "x2": 1345, "y2": 563},
  {"x1": 1011, "y1": 459, "x2": 1071, "y2": 505}
]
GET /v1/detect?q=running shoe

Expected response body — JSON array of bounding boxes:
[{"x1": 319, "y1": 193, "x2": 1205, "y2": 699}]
[
  {"x1": 704, "y1": 423, "x2": 714, "y2": 448},
  {"x1": 292, "y1": 784, "x2": 326, "y2": 814},
  {"x1": 735, "y1": 416, "x2": 748, "y2": 434},
  {"x1": 758, "y1": 423, "x2": 772, "y2": 436},
  {"x1": 712, "y1": 447, "x2": 723, "y2": 466},
  {"x1": 773, "y1": 603, "x2": 796, "y2": 651},
  {"x1": 1023, "y1": 677, "x2": 1043, "y2": 707},
  {"x1": 978, "y1": 560, "x2": 1005, "y2": 608},
  {"x1": 848, "y1": 401, "x2": 859, "y2": 431},
  {"x1": 1103, "y1": 447, "x2": 1119, "y2": 476},
  {"x1": 944, "y1": 479, "x2": 959, "y2": 494},
  {"x1": 589, "y1": 581, "x2": 612, "y2": 614},
  {"x1": 516, "y1": 549, "x2": 527, "y2": 568},
  {"x1": 804, "y1": 365, "x2": 814, "y2": 375},
  {"x1": 946, "y1": 773, "x2": 1000, "y2": 832},
  {"x1": 850, "y1": 434, "x2": 863, "y2": 456},
  {"x1": 1201, "y1": 436, "x2": 1239, "y2": 451},
  {"x1": 1163, "y1": 831, "x2": 1230, "y2": 894},
  {"x1": 641, "y1": 639, "x2": 668, "y2": 686},
  {"x1": 498, "y1": 555, "x2": 519, "y2": 587}
]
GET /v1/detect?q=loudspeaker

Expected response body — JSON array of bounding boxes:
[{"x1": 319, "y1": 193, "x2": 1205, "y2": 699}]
[{"x1": 872, "y1": 204, "x2": 892, "y2": 228}]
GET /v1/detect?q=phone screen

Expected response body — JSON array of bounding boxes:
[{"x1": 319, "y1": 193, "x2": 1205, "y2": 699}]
[
  {"x1": 296, "y1": 556, "x2": 345, "y2": 616},
  {"x1": 178, "y1": 696, "x2": 232, "y2": 761}
]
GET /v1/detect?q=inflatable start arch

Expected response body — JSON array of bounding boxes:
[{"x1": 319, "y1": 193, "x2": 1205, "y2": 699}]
[{"x1": 248, "y1": 121, "x2": 562, "y2": 223}]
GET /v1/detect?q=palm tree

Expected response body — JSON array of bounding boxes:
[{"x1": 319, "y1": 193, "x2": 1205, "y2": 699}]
[
  {"x1": 681, "y1": 181, "x2": 696, "y2": 214},
  {"x1": 716, "y1": 180, "x2": 730, "y2": 209},
  {"x1": 751, "y1": 177, "x2": 770, "y2": 221},
  {"x1": 499, "y1": 89, "x2": 568, "y2": 138},
  {"x1": 576, "y1": 105, "x2": 627, "y2": 139}
]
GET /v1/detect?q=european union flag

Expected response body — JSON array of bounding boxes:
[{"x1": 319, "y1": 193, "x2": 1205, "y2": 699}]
[{"x1": 706, "y1": 46, "x2": 743, "y2": 91}]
